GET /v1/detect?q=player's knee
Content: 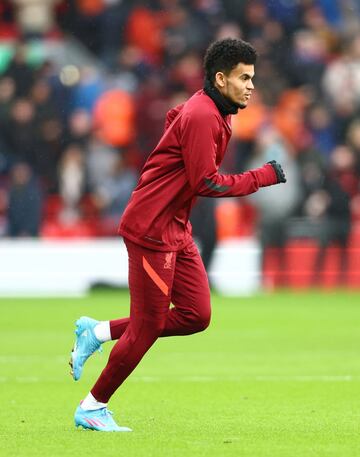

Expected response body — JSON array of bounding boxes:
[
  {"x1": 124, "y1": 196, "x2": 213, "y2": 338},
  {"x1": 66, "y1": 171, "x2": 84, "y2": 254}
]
[
  {"x1": 142, "y1": 317, "x2": 166, "y2": 339},
  {"x1": 152, "y1": 320, "x2": 166, "y2": 337},
  {"x1": 127, "y1": 318, "x2": 165, "y2": 342},
  {"x1": 194, "y1": 309, "x2": 211, "y2": 333}
]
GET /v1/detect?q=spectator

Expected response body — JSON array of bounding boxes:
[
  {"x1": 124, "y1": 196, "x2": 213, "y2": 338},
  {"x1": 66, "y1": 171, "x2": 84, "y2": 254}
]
[
  {"x1": 112, "y1": 45, "x2": 152, "y2": 92},
  {"x1": 169, "y1": 52, "x2": 203, "y2": 94},
  {"x1": 346, "y1": 118, "x2": 360, "y2": 169},
  {"x1": 316, "y1": 0, "x2": 343, "y2": 28},
  {"x1": 322, "y1": 31, "x2": 360, "y2": 143},
  {"x1": 71, "y1": 66, "x2": 104, "y2": 113},
  {"x1": 289, "y1": 29, "x2": 328, "y2": 89},
  {"x1": 3, "y1": 98, "x2": 38, "y2": 167},
  {"x1": 91, "y1": 155, "x2": 137, "y2": 235},
  {"x1": 247, "y1": 126, "x2": 302, "y2": 286},
  {"x1": 242, "y1": 0, "x2": 269, "y2": 40},
  {"x1": 0, "y1": 1, "x2": 17, "y2": 39},
  {"x1": 0, "y1": 76, "x2": 16, "y2": 124},
  {"x1": 163, "y1": 5, "x2": 209, "y2": 64},
  {"x1": 71, "y1": 0, "x2": 105, "y2": 55},
  {"x1": 306, "y1": 102, "x2": 337, "y2": 160},
  {"x1": 266, "y1": 0, "x2": 302, "y2": 31},
  {"x1": 11, "y1": 0, "x2": 60, "y2": 38},
  {"x1": 0, "y1": 76, "x2": 16, "y2": 171},
  {"x1": 58, "y1": 144, "x2": 85, "y2": 219},
  {"x1": 93, "y1": 89, "x2": 135, "y2": 148},
  {"x1": 30, "y1": 78, "x2": 59, "y2": 122},
  {"x1": 134, "y1": 74, "x2": 169, "y2": 160},
  {"x1": 99, "y1": 0, "x2": 133, "y2": 68},
  {"x1": 302, "y1": 4, "x2": 339, "y2": 52},
  {"x1": 64, "y1": 109, "x2": 92, "y2": 148},
  {"x1": 262, "y1": 20, "x2": 293, "y2": 86},
  {"x1": 34, "y1": 116, "x2": 63, "y2": 192},
  {"x1": 7, "y1": 162, "x2": 42, "y2": 237},
  {"x1": 85, "y1": 137, "x2": 119, "y2": 190},
  {"x1": 125, "y1": 2, "x2": 165, "y2": 65},
  {"x1": 272, "y1": 88, "x2": 312, "y2": 151},
  {"x1": 4, "y1": 43, "x2": 35, "y2": 97}
]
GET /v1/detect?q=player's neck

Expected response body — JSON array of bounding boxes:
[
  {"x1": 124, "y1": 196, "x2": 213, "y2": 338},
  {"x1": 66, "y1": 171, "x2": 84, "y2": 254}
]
[{"x1": 203, "y1": 79, "x2": 239, "y2": 116}]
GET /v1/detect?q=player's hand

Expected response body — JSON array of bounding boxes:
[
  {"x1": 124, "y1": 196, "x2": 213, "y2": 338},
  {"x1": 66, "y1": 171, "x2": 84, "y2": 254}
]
[{"x1": 267, "y1": 160, "x2": 286, "y2": 183}]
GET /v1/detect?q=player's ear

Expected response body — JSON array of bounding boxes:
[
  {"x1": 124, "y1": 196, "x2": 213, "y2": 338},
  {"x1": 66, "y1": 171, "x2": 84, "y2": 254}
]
[{"x1": 215, "y1": 72, "x2": 226, "y2": 88}]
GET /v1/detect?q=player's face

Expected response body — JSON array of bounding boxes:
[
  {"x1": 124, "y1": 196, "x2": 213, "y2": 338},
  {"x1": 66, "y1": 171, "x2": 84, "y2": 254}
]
[{"x1": 215, "y1": 63, "x2": 255, "y2": 109}]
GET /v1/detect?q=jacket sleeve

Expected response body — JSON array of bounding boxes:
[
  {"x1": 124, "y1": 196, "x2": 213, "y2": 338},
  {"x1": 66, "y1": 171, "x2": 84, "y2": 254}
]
[{"x1": 180, "y1": 109, "x2": 278, "y2": 197}]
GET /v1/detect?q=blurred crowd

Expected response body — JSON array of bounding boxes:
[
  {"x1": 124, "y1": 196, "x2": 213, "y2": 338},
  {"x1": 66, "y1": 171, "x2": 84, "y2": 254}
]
[{"x1": 0, "y1": 0, "x2": 360, "y2": 281}]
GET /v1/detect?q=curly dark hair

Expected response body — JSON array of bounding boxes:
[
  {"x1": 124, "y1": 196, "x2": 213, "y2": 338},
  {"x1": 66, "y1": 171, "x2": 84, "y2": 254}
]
[{"x1": 203, "y1": 38, "x2": 257, "y2": 83}]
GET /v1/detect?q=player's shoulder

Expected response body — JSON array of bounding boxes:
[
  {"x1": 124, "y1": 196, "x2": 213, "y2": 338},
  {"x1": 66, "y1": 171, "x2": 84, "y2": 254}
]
[{"x1": 182, "y1": 90, "x2": 221, "y2": 123}]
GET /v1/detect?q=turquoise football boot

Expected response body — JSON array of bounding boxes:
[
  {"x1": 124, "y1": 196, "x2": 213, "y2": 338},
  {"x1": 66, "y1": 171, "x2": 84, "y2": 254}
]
[
  {"x1": 70, "y1": 316, "x2": 102, "y2": 381},
  {"x1": 74, "y1": 405, "x2": 132, "y2": 432}
]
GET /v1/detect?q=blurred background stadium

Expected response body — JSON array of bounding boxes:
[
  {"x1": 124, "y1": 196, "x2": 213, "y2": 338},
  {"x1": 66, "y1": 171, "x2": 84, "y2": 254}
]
[{"x1": 0, "y1": 0, "x2": 360, "y2": 295}]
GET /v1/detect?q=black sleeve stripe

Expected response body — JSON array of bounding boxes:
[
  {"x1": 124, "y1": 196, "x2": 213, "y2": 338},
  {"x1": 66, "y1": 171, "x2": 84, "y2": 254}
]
[{"x1": 204, "y1": 178, "x2": 230, "y2": 193}]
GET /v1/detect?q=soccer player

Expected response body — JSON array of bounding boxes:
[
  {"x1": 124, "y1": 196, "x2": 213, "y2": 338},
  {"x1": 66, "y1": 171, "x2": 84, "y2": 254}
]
[{"x1": 71, "y1": 38, "x2": 286, "y2": 432}]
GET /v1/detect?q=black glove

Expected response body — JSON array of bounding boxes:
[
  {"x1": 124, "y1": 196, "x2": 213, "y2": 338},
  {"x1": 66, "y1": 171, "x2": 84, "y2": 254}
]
[{"x1": 267, "y1": 160, "x2": 286, "y2": 183}]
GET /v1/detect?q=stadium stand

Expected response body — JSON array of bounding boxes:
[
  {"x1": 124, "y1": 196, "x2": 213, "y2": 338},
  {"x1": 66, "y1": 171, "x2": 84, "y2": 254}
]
[{"x1": 0, "y1": 0, "x2": 359, "y2": 289}]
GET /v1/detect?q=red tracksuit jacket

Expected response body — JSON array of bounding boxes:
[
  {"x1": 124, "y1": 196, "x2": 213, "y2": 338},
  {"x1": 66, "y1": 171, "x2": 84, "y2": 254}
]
[{"x1": 118, "y1": 89, "x2": 278, "y2": 251}]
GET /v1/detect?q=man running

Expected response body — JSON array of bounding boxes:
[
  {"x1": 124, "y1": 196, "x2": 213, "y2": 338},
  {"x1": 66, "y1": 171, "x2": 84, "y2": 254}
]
[{"x1": 70, "y1": 38, "x2": 286, "y2": 432}]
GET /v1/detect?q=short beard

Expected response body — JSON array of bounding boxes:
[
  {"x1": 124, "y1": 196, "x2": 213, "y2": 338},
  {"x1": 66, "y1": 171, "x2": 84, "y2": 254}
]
[{"x1": 223, "y1": 94, "x2": 246, "y2": 110}]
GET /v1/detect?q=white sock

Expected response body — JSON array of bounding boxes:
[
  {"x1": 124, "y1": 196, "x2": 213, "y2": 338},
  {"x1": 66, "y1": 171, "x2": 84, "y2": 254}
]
[
  {"x1": 93, "y1": 321, "x2": 111, "y2": 343},
  {"x1": 81, "y1": 392, "x2": 107, "y2": 411}
]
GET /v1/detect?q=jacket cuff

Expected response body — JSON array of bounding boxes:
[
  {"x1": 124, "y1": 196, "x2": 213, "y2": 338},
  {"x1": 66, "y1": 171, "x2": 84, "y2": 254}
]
[{"x1": 253, "y1": 163, "x2": 278, "y2": 187}]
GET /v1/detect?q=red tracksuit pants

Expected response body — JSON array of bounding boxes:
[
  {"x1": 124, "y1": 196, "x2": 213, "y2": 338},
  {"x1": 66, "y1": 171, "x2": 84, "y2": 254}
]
[{"x1": 91, "y1": 238, "x2": 211, "y2": 403}]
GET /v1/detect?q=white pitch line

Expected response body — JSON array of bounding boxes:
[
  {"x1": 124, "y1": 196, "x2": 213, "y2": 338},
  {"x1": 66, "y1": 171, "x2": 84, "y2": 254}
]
[
  {"x1": 0, "y1": 375, "x2": 358, "y2": 384},
  {"x1": 115, "y1": 375, "x2": 360, "y2": 383},
  {"x1": 15, "y1": 376, "x2": 40, "y2": 383},
  {"x1": 253, "y1": 375, "x2": 354, "y2": 382},
  {"x1": 195, "y1": 375, "x2": 354, "y2": 382}
]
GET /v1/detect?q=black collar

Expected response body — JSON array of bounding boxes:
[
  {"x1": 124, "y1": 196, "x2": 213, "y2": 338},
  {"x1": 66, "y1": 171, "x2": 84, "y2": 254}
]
[{"x1": 203, "y1": 79, "x2": 240, "y2": 116}]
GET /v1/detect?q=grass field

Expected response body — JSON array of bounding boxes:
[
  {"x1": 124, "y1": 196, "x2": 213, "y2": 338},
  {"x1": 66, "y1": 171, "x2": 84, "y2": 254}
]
[{"x1": 1, "y1": 289, "x2": 360, "y2": 457}]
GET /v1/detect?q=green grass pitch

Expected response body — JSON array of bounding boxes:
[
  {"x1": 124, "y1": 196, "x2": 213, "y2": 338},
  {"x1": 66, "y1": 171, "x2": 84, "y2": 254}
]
[{"x1": 1, "y1": 289, "x2": 360, "y2": 457}]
